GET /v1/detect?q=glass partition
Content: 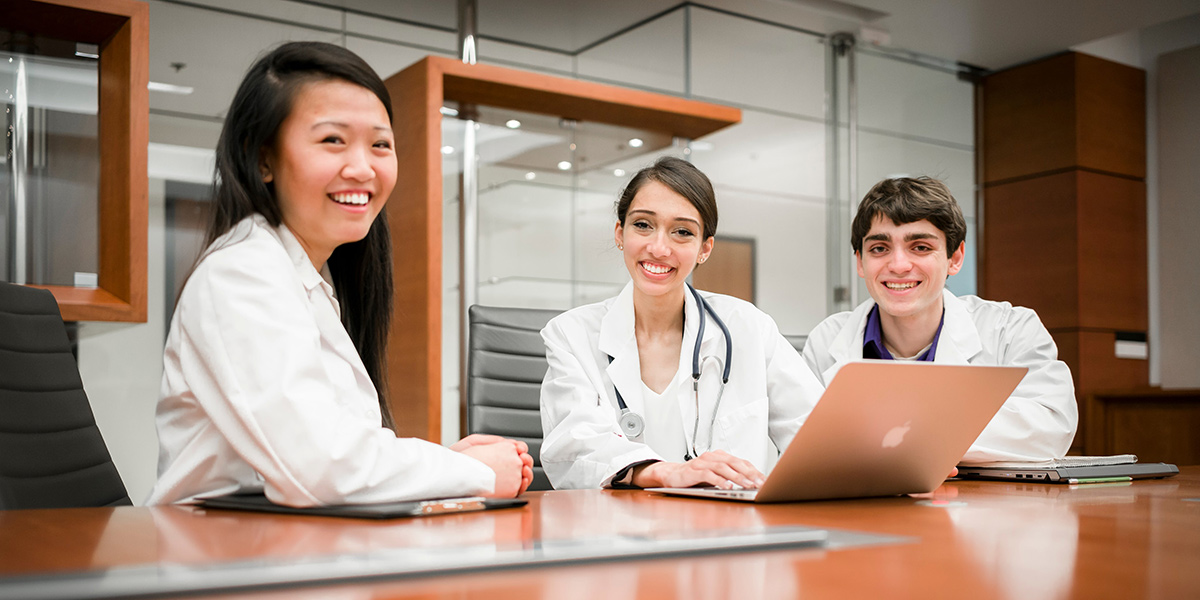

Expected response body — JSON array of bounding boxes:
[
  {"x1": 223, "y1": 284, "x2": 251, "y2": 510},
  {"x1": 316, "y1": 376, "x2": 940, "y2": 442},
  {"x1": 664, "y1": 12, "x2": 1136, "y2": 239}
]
[
  {"x1": 440, "y1": 104, "x2": 684, "y2": 439},
  {"x1": 853, "y1": 47, "x2": 978, "y2": 301},
  {"x1": 826, "y1": 41, "x2": 978, "y2": 314},
  {"x1": 1, "y1": 50, "x2": 99, "y2": 287}
]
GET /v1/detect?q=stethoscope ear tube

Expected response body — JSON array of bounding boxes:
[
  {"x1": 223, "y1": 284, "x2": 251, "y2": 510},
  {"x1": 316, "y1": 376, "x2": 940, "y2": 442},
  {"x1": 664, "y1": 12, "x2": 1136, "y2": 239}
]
[{"x1": 690, "y1": 284, "x2": 732, "y2": 384}]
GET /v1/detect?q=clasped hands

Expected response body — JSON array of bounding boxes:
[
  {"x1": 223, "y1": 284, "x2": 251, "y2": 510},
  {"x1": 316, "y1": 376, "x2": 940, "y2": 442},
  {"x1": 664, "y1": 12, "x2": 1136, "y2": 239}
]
[{"x1": 451, "y1": 434, "x2": 535, "y2": 498}]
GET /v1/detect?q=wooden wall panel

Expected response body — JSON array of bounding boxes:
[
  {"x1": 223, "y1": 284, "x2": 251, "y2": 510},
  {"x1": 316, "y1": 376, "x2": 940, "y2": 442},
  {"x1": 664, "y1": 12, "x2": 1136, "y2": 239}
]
[
  {"x1": 1053, "y1": 329, "x2": 1149, "y2": 453},
  {"x1": 983, "y1": 52, "x2": 1147, "y2": 184},
  {"x1": 982, "y1": 172, "x2": 1079, "y2": 327},
  {"x1": 1076, "y1": 54, "x2": 1147, "y2": 180},
  {"x1": 693, "y1": 237, "x2": 755, "y2": 304},
  {"x1": 1052, "y1": 330, "x2": 1148, "y2": 394},
  {"x1": 384, "y1": 60, "x2": 443, "y2": 440},
  {"x1": 983, "y1": 51, "x2": 1149, "y2": 453},
  {"x1": 1076, "y1": 172, "x2": 1146, "y2": 331},
  {"x1": 982, "y1": 53, "x2": 1077, "y2": 184},
  {"x1": 1085, "y1": 390, "x2": 1200, "y2": 463}
]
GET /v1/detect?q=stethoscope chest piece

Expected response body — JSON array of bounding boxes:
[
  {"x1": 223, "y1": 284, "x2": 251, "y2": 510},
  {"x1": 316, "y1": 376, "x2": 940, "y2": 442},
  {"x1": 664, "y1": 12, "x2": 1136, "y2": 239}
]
[
  {"x1": 607, "y1": 284, "x2": 731, "y2": 448},
  {"x1": 618, "y1": 410, "x2": 645, "y2": 438}
]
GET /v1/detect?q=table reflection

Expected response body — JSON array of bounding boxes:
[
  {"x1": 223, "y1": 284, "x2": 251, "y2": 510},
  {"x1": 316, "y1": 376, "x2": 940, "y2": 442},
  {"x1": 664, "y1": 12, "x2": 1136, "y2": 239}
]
[{"x1": 930, "y1": 478, "x2": 1181, "y2": 600}]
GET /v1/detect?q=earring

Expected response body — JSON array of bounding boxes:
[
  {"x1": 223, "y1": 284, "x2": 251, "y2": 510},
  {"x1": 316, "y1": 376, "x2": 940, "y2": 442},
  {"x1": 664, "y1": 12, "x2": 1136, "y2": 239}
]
[{"x1": 617, "y1": 244, "x2": 623, "y2": 250}]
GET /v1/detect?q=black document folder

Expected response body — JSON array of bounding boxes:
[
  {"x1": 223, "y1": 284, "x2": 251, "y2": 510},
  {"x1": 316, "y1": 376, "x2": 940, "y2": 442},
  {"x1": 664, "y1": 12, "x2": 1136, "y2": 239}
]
[{"x1": 197, "y1": 493, "x2": 526, "y2": 519}]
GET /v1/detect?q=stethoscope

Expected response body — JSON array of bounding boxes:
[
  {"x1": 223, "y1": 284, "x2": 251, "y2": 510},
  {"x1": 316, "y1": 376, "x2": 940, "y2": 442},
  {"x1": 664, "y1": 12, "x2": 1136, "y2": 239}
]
[{"x1": 609, "y1": 283, "x2": 733, "y2": 460}]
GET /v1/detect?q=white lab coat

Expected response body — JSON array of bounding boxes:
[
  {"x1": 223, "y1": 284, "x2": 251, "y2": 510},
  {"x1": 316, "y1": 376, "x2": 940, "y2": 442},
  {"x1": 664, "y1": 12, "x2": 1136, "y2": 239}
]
[
  {"x1": 540, "y1": 283, "x2": 824, "y2": 489},
  {"x1": 801, "y1": 289, "x2": 1078, "y2": 463},
  {"x1": 146, "y1": 214, "x2": 494, "y2": 506}
]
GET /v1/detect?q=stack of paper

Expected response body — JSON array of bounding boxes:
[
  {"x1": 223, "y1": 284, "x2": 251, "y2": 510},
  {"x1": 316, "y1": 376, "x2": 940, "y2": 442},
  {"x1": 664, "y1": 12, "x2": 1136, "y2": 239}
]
[{"x1": 959, "y1": 454, "x2": 1138, "y2": 469}]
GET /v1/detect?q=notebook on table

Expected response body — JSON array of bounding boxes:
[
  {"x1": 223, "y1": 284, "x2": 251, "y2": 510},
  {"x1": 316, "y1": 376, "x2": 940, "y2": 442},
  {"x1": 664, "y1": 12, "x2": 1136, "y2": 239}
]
[
  {"x1": 647, "y1": 361, "x2": 1027, "y2": 503},
  {"x1": 198, "y1": 493, "x2": 527, "y2": 519}
]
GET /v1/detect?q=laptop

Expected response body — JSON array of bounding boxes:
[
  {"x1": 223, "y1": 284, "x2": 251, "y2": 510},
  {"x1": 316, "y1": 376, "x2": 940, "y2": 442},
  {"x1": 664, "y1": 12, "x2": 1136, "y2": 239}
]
[
  {"x1": 648, "y1": 361, "x2": 1026, "y2": 503},
  {"x1": 957, "y1": 463, "x2": 1179, "y2": 483}
]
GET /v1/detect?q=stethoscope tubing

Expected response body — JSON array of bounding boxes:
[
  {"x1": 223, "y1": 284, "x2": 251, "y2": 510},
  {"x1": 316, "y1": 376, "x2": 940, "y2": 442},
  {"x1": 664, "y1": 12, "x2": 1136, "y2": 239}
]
[{"x1": 608, "y1": 283, "x2": 733, "y2": 455}]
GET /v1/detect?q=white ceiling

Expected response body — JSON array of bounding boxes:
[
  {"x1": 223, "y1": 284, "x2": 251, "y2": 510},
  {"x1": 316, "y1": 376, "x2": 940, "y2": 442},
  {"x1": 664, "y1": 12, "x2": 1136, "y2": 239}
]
[
  {"x1": 318, "y1": 0, "x2": 1200, "y2": 69},
  {"x1": 141, "y1": 0, "x2": 1200, "y2": 129},
  {"x1": 845, "y1": 0, "x2": 1200, "y2": 69}
]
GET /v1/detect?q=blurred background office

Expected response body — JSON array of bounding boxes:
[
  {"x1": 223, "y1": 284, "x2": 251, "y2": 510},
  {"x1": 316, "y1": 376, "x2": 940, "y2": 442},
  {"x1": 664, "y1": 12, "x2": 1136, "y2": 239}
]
[{"x1": 2, "y1": 0, "x2": 1198, "y2": 503}]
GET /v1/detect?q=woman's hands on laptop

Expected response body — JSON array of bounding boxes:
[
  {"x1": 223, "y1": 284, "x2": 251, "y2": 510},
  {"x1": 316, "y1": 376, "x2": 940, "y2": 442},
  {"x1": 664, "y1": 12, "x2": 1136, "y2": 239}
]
[{"x1": 631, "y1": 450, "x2": 766, "y2": 490}]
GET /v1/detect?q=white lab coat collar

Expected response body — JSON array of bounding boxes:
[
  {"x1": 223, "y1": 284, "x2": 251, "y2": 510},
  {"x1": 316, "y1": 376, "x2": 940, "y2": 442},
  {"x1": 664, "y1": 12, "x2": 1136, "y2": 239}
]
[
  {"x1": 933, "y1": 289, "x2": 983, "y2": 365},
  {"x1": 822, "y1": 288, "x2": 982, "y2": 380},
  {"x1": 245, "y1": 214, "x2": 339, "y2": 315}
]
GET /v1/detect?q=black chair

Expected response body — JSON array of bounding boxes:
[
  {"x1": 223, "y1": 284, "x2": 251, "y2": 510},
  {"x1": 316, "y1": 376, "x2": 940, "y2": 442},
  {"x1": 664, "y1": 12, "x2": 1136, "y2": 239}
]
[
  {"x1": 466, "y1": 305, "x2": 561, "y2": 492},
  {"x1": 0, "y1": 282, "x2": 131, "y2": 509}
]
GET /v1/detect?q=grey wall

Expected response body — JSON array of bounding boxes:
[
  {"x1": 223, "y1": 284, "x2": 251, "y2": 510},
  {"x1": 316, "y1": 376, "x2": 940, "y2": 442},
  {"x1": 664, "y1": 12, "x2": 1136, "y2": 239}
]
[{"x1": 1156, "y1": 43, "x2": 1200, "y2": 388}]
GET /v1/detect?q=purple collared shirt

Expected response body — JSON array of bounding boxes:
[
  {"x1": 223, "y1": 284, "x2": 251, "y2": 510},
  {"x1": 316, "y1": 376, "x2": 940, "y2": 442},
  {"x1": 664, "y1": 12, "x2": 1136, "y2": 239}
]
[{"x1": 862, "y1": 304, "x2": 944, "y2": 361}]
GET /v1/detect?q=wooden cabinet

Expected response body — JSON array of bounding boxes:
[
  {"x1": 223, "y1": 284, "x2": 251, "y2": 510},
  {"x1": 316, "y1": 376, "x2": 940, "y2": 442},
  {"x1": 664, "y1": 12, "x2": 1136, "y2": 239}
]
[{"x1": 981, "y1": 51, "x2": 1148, "y2": 453}]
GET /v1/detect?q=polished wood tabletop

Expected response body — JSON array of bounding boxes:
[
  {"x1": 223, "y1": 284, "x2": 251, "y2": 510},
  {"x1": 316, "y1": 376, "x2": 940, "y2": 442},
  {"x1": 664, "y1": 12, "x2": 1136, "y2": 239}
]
[{"x1": 2, "y1": 468, "x2": 1198, "y2": 599}]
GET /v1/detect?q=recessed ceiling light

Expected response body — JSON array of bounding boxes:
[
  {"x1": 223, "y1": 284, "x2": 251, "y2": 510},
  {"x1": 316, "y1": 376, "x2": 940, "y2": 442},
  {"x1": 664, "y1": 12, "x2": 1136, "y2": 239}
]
[
  {"x1": 613, "y1": 169, "x2": 626, "y2": 177},
  {"x1": 148, "y1": 81, "x2": 194, "y2": 95},
  {"x1": 506, "y1": 119, "x2": 521, "y2": 129},
  {"x1": 525, "y1": 172, "x2": 536, "y2": 180},
  {"x1": 628, "y1": 138, "x2": 644, "y2": 148},
  {"x1": 557, "y1": 161, "x2": 572, "y2": 170},
  {"x1": 441, "y1": 146, "x2": 455, "y2": 155}
]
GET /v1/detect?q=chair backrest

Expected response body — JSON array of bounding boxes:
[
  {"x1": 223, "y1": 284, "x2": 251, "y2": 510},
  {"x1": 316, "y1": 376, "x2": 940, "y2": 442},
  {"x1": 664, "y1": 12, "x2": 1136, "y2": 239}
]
[
  {"x1": 0, "y1": 282, "x2": 131, "y2": 509},
  {"x1": 467, "y1": 305, "x2": 561, "y2": 491},
  {"x1": 784, "y1": 334, "x2": 808, "y2": 355}
]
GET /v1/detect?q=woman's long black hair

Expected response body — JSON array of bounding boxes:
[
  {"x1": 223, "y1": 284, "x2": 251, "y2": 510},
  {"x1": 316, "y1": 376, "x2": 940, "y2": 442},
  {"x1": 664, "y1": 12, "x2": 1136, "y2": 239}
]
[{"x1": 205, "y1": 41, "x2": 396, "y2": 429}]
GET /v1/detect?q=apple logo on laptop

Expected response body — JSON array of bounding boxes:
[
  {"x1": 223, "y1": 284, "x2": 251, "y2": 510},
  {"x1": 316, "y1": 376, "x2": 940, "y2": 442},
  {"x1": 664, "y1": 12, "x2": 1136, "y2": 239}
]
[{"x1": 882, "y1": 420, "x2": 912, "y2": 448}]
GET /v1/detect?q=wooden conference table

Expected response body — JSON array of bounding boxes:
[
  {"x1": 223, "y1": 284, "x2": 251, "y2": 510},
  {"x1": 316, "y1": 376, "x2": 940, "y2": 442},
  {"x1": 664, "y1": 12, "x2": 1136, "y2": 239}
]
[{"x1": 1, "y1": 468, "x2": 1198, "y2": 599}]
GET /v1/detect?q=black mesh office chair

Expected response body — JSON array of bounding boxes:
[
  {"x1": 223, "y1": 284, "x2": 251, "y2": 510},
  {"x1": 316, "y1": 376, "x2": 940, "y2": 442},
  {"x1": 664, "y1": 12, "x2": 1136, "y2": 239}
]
[
  {"x1": 466, "y1": 305, "x2": 561, "y2": 491},
  {"x1": 0, "y1": 282, "x2": 131, "y2": 509}
]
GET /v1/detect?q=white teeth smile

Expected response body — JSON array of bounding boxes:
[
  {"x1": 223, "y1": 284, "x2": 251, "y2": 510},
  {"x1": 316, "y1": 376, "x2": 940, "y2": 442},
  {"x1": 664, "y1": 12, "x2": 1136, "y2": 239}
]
[
  {"x1": 331, "y1": 192, "x2": 369, "y2": 206},
  {"x1": 641, "y1": 262, "x2": 673, "y2": 275},
  {"x1": 885, "y1": 282, "x2": 918, "y2": 290}
]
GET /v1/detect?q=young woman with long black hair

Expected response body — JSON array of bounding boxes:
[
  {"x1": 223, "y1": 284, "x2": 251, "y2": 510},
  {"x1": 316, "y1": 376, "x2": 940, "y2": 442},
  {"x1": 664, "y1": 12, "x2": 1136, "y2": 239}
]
[{"x1": 148, "y1": 42, "x2": 531, "y2": 506}]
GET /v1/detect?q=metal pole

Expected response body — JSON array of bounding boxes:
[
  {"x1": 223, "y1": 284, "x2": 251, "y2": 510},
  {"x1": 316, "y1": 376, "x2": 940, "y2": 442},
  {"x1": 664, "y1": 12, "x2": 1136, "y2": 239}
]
[
  {"x1": 825, "y1": 36, "x2": 841, "y2": 315},
  {"x1": 11, "y1": 56, "x2": 30, "y2": 284},
  {"x1": 845, "y1": 34, "x2": 859, "y2": 308},
  {"x1": 457, "y1": 0, "x2": 479, "y2": 438},
  {"x1": 827, "y1": 33, "x2": 856, "y2": 314}
]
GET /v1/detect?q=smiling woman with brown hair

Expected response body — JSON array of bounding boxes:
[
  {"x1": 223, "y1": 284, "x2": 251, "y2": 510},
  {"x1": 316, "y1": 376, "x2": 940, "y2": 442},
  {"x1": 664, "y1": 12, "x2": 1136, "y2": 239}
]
[{"x1": 538, "y1": 156, "x2": 824, "y2": 490}]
